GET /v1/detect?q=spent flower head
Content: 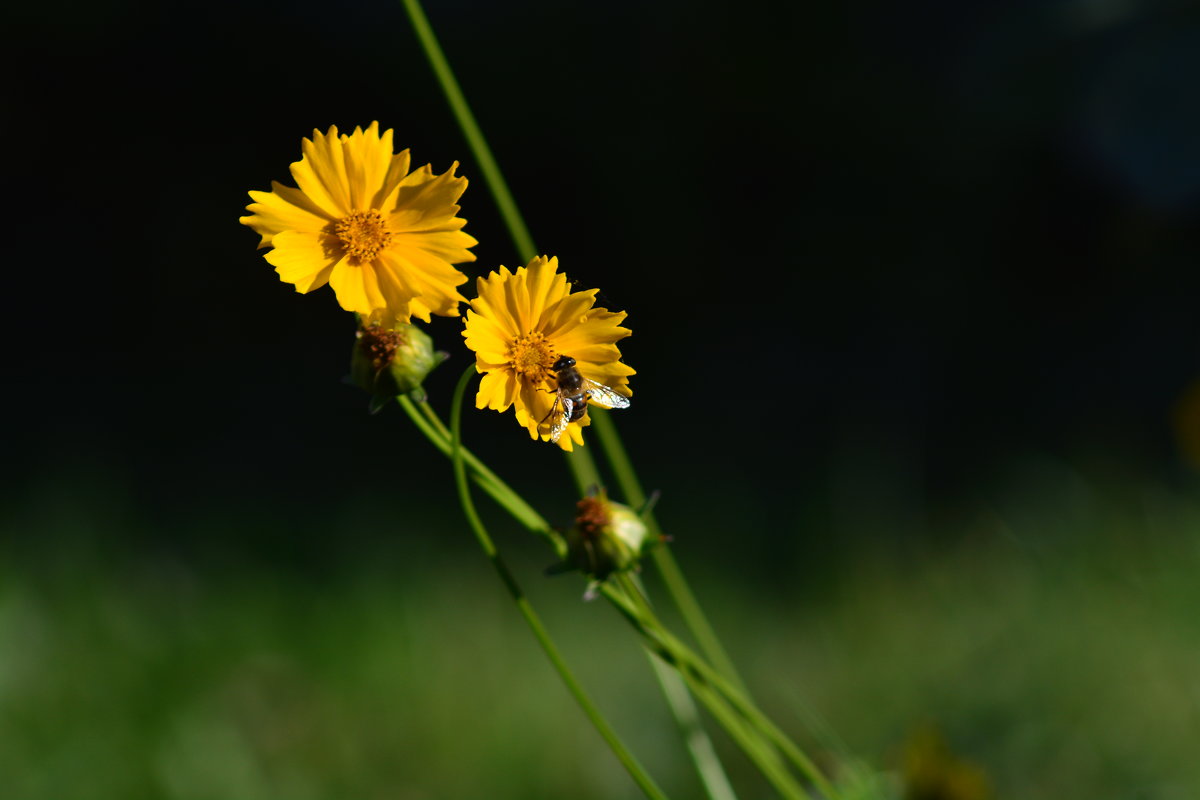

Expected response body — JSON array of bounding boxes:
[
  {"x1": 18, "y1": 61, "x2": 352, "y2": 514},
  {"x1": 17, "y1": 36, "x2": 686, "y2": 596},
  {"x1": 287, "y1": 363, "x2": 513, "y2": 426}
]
[
  {"x1": 462, "y1": 256, "x2": 634, "y2": 450},
  {"x1": 350, "y1": 317, "x2": 446, "y2": 410},
  {"x1": 551, "y1": 489, "x2": 652, "y2": 590},
  {"x1": 240, "y1": 122, "x2": 476, "y2": 324}
]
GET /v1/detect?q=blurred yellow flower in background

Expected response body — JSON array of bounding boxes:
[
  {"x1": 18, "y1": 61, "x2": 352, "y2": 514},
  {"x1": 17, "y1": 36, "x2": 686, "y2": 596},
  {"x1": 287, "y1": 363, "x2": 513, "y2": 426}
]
[
  {"x1": 462, "y1": 256, "x2": 634, "y2": 450},
  {"x1": 1171, "y1": 376, "x2": 1200, "y2": 470},
  {"x1": 240, "y1": 122, "x2": 476, "y2": 323}
]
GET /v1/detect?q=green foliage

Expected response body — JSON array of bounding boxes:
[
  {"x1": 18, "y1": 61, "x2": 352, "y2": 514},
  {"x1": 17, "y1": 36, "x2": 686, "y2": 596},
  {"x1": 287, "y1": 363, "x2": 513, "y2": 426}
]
[{"x1": 1, "y1": 476, "x2": 1198, "y2": 799}]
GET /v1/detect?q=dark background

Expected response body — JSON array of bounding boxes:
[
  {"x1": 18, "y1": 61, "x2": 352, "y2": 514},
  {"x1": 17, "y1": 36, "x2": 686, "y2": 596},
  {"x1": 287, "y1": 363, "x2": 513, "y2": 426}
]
[
  {"x1": 5, "y1": 0, "x2": 1200, "y2": 796},
  {"x1": 8, "y1": 0, "x2": 1200, "y2": 566}
]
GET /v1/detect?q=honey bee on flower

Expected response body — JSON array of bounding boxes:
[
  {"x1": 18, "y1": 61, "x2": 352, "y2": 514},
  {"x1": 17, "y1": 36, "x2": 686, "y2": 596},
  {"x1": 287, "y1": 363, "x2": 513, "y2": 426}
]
[
  {"x1": 543, "y1": 356, "x2": 631, "y2": 444},
  {"x1": 462, "y1": 256, "x2": 634, "y2": 450}
]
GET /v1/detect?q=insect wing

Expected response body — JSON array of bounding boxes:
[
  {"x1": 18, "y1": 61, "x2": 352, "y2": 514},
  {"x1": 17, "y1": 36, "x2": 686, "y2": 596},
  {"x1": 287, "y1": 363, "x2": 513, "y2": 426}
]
[
  {"x1": 549, "y1": 395, "x2": 574, "y2": 443},
  {"x1": 582, "y1": 379, "x2": 630, "y2": 409}
]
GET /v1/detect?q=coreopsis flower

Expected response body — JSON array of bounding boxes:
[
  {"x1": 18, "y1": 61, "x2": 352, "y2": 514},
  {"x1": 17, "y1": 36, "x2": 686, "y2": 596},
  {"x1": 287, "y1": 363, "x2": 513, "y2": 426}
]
[
  {"x1": 462, "y1": 256, "x2": 634, "y2": 450},
  {"x1": 240, "y1": 122, "x2": 476, "y2": 323}
]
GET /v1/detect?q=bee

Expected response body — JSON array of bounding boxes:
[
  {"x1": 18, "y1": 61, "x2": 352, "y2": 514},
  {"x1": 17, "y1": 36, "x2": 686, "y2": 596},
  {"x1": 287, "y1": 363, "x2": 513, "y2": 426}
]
[{"x1": 543, "y1": 355, "x2": 631, "y2": 443}]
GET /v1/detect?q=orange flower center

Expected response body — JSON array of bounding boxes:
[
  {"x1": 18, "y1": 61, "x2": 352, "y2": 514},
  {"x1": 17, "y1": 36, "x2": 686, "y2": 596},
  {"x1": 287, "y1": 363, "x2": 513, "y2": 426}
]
[
  {"x1": 507, "y1": 332, "x2": 556, "y2": 383},
  {"x1": 335, "y1": 210, "x2": 393, "y2": 262}
]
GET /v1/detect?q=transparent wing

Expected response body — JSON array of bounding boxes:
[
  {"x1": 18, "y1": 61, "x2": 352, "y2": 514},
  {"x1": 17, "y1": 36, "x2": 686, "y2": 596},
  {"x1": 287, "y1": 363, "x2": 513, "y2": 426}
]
[
  {"x1": 582, "y1": 380, "x2": 630, "y2": 409},
  {"x1": 549, "y1": 395, "x2": 573, "y2": 443}
]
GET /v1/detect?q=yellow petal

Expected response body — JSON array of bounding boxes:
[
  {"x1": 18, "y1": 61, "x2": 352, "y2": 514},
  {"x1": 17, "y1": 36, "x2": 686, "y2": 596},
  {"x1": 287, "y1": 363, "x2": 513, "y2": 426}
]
[
  {"x1": 387, "y1": 163, "x2": 469, "y2": 231},
  {"x1": 328, "y1": 257, "x2": 387, "y2": 316},
  {"x1": 476, "y1": 369, "x2": 518, "y2": 412},
  {"x1": 290, "y1": 126, "x2": 351, "y2": 217},
  {"x1": 470, "y1": 267, "x2": 520, "y2": 336},
  {"x1": 371, "y1": 148, "x2": 414, "y2": 209},
  {"x1": 265, "y1": 230, "x2": 340, "y2": 293},
  {"x1": 462, "y1": 312, "x2": 512, "y2": 365},
  {"x1": 339, "y1": 122, "x2": 393, "y2": 211},
  {"x1": 394, "y1": 228, "x2": 478, "y2": 265},
  {"x1": 241, "y1": 182, "x2": 332, "y2": 248},
  {"x1": 377, "y1": 248, "x2": 467, "y2": 322},
  {"x1": 526, "y1": 256, "x2": 570, "y2": 324},
  {"x1": 515, "y1": 381, "x2": 556, "y2": 440},
  {"x1": 541, "y1": 289, "x2": 600, "y2": 340},
  {"x1": 558, "y1": 418, "x2": 588, "y2": 451}
]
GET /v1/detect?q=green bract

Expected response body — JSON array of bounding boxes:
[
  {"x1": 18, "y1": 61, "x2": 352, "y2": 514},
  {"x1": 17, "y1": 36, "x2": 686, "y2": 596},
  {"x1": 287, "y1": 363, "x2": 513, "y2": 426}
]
[{"x1": 351, "y1": 322, "x2": 446, "y2": 409}]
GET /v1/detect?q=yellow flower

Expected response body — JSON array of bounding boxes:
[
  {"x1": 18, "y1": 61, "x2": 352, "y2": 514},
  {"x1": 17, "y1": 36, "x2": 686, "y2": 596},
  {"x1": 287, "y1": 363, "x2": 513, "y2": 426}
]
[
  {"x1": 462, "y1": 256, "x2": 634, "y2": 450},
  {"x1": 240, "y1": 122, "x2": 477, "y2": 323}
]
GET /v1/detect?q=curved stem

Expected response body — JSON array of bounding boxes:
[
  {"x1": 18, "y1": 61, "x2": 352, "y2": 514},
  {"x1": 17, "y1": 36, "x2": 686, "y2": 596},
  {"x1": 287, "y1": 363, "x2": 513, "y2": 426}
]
[
  {"x1": 563, "y1": 447, "x2": 736, "y2": 799},
  {"x1": 591, "y1": 409, "x2": 748, "y2": 695},
  {"x1": 397, "y1": 395, "x2": 563, "y2": 553},
  {"x1": 447, "y1": 367, "x2": 667, "y2": 800},
  {"x1": 400, "y1": 4, "x2": 832, "y2": 797}
]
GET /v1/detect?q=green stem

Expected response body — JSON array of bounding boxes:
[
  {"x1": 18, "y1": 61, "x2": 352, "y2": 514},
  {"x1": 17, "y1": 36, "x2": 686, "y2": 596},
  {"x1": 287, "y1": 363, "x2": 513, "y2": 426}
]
[
  {"x1": 599, "y1": 585, "x2": 805, "y2": 798},
  {"x1": 400, "y1": 387, "x2": 737, "y2": 796},
  {"x1": 566, "y1": 445, "x2": 605, "y2": 495},
  {"x1": 448, "y1": 367, "x2": 667, "y2": 800},
  {"x1": 674, "y1": 664, "x2": 808, "y2": 800},
  {"x1": 400, "y1": 0, "x2": 537, "y2": 262},
  {"x1": 615, "y1": 576, "x2": 739, "y2": 800},
  {"x1": 603, "y1": 583, "x2": 837, "y2": 799},
  {"x1": 397, "y1": 395, "x2": 561, "y2": 552},
  {"x1": 563, "y1": 441, "x2": 736, "y2": 799},
  {"x1": 400, "y1": 4, "x2": 827, "y2": 796},
  {"x1": 591, "y1": 410, "x2": 748, "y2": 696}
]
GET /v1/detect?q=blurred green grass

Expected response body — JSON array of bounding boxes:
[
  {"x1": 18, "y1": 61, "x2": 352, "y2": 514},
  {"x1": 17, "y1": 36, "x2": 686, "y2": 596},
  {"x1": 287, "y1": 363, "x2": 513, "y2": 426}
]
[{"x1": 2, "y1": 469, "x2": 1199, "y2": 799}]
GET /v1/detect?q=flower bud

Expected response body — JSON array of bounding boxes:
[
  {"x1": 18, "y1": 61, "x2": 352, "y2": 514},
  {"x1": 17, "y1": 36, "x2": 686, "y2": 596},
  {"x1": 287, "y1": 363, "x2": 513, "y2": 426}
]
[
  {"x1": 557, "y1": 489, "x2": 651, "y2": 582},
  {"x1": 350, "y1": 320, "x2": 446, "y2": 410}
]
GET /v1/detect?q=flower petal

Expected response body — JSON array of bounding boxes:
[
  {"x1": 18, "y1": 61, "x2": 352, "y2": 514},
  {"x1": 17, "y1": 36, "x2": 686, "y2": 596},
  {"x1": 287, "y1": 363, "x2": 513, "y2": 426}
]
[
  {"x1": 371, "y1": 148, "x2": 414, "y2": 210},
  {"x1": 387, "y1": 163, "x2": 469, "y2": 231},
  {"x1": 394, "y1": 228, "x2": 478, "y2": 265},
  {"x1": 265, "y1": 230, "x2": 340, "y2": 293},
  {"x1": 328, "y1": 257, "x2": 388, "y2": 316},
  {"x1": 469, "y1": 266, "x2": 520, "y2": 336},
  {"x1": 290, "y1": 126, "x2": 351, "y2": 217},
  {"x1": 377, "y1": 247, "x2": 467, "y2": 322},
  {"x1": 241, "y1": 182, "x2": 333, "y2": 248},
  {"x1": 463, "y1": 312, "x2": 513, "y2": 366},
  {"x1": 477, "y1": 369, "x2": 518, "y2": 412},
  {"x1": 337, "y1": 121, "x2": 401, "y2": 212}
]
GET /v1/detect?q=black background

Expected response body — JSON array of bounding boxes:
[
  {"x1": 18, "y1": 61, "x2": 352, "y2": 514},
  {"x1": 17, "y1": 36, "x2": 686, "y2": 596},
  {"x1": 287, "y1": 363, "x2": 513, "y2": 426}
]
[{"x1": 7, "y1": 0, "x2": 1200, "y2": 568}]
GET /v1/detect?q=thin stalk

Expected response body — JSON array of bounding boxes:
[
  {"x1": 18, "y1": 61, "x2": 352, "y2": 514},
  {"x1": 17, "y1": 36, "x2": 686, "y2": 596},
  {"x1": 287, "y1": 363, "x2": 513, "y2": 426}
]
[
  {"x1": 408, "y1": 396, "x2": 555, "y2": 540},
  {"x1": 400, "y1": 0, "x2": 536, "y2": 262},
  {"x1": 397, "y1": 395, "x2": 559, "y2": 550},
  {"x1": 404, "y1": 0, "x2": 747, "y2": 705},
  {"x1": 600, "y1": 584, "x2": 806, "y2": 799},
  {"x1": 603, "y1": 584, "x2": 837, "y2": 799},
  {"x1": 645, "y1": 654, "x2": 740, "y2": 800},
  {"x1": 615, "y1": 576, "x2": 739, "y2": 800},
  {"x1": 673, "y1": 663, "x2": 809, "y2": 800},
  {"x1": 566, "y1": 444, "x2": 605, "y2": 495},
  {"x1": 564, "y1": 444, "x2": 736, "y2": 798},
  {"x1": 398, "y1": 5, "x2": 809, "y2": 796},
  {"x1": 591, "y1": 409, "x2": 748, "y2": 695},
  {"x1": 403, "y1": 386, "x2": 735, "y2": 795},
  {"x1": 404, "y1": 0, "x2": 742, "y2": 700},
  {"x1": 448, "y1": 367, "x2": 667, "y2": 800}
]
